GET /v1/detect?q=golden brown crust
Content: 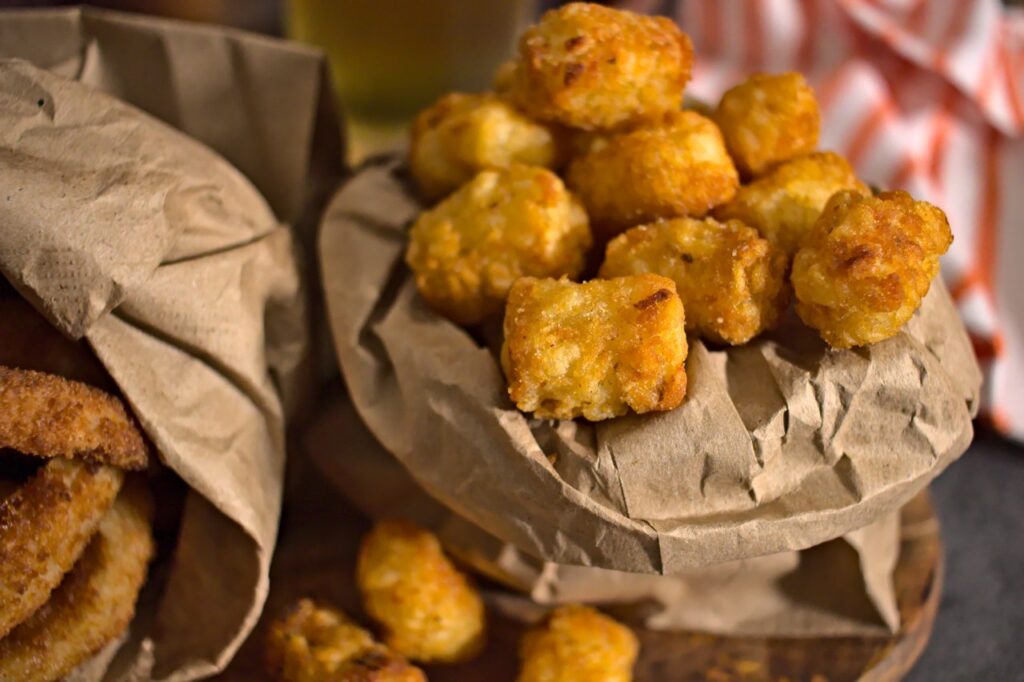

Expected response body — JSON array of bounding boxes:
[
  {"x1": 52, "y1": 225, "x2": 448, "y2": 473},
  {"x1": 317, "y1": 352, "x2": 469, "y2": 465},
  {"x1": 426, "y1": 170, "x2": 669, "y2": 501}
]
[
  {"x1": 791, "y1": 190, "x2": 953, "y2": 348},
  {"x1": 0, "y1": 458, "x2": 123, "y2": 639},
  {"x1": 714, "y1": 72, "x2": 820, "y2": 177},
  {"x1": 600, "y1": 217, "x2": 790, "y2": 345},
  {"x1": 409, "y1": 92, "x2": 564, "y2": 201},
  {"x1": 405, "y1": 164, "x2": 592, "y2": 326},
  {"x1": 501, "y1": 274, "x2": 688, "y2": 421},
  {"x1": 509, "y1": 3, "x2": 692, "y2": 130},
  {"x1": 0, "y1": 478, "x2": 153, "y2": 681},
  {"x1": 714, "y1": 151, "x2": 870, "y2": 256},
  {"x1": 357, "y1": 520, "x2": 485, "y2": 664},
  {"x1": 567, "y1": 110, "x2": 738, "y2": 235},
  {"x1": 517, "y1": 604, "x2": 639, "y2": 682},
  {"x1": 0, "y1": 366, "x2": 149, "y2": 471}
]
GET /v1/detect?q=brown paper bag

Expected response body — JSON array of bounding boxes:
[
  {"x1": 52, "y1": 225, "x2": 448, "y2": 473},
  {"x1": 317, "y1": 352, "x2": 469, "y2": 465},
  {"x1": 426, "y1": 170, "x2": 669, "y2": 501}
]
[
  {"x1": 0, "y1": 8, "x2": 343, "y2": 680},
  {"x1": 320, "y1": 158, "x2": 980, "y2": 575},
  {"x1": 306, "y1": 394, "x2": 901, "y2": 637}
]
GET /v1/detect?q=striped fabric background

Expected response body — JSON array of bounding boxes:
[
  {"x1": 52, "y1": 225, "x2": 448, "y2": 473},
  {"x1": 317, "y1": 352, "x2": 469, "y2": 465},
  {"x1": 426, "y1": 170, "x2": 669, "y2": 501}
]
[{"x1": 618, "y1": 0, "x2": 1024, "y2": 442}]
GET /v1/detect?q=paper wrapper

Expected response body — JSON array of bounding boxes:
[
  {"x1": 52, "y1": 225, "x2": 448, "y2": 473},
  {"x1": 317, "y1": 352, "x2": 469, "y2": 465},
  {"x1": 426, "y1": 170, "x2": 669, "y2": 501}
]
[
  {"x1": 320, "y1": 158, "x2": 981, "y2": 575},
  {"x1": 0, "y1": 8, "x2": 342, "y2": 680},
  {"x1": 307, "y1": 393, "x2": 904, "y2": 636}
]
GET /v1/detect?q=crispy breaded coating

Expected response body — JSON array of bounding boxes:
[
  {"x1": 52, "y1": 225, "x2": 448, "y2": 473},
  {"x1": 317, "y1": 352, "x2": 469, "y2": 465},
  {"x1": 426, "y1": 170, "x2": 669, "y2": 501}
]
[
  {"x1": 567, "y1": 110, "x2": 739, "y2": 235},
  {"x1": 405, "y1": 164, "x2": 592, "y2": 326},
  {"x1": 715, "y1": 151, "x2": 870, "y2": 256},
  {"x1": 600, "y1": 218, "x2": 789, "y2": 345},
  {"x1": 266, "y1": 599, "x2": 426, "y2": 682},
  {"x1": 791, "y1": 190, "x2": 952, "y2": 348},
  {"x1": 409, "y1": 92, "x2": 563, "y2": 200},
  {"x1": 509, "y1": 3, "x2": 693, "y2": 131},
  {"x1": 517, "y1": 605, "x2": 639, "y2": 682},
  {"x1": 501, "y1": 274, "x2": 688, "y2": 421},
  {"x1": 357, "y1": 520, "x2": 485, "y2": 664},
  {"x1": 493, "y1": 59, "x2": 518, "y2": 96},
  {"x1": 714, "y1": 72, "x2": 820, "y2": 177}
]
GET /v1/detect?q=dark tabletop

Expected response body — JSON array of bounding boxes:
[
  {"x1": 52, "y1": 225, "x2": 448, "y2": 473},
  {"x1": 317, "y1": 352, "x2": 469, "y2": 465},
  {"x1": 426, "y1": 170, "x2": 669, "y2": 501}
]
[{"x1": 907, "y1": 428, "x2": 1024, "y2": 681}]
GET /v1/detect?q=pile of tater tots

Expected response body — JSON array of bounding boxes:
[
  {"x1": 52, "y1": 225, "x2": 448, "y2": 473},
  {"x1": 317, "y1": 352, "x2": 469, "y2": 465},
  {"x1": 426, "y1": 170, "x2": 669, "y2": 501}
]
[{"x1": 406, "y1": 1, "x2": 953, "y2": 423}]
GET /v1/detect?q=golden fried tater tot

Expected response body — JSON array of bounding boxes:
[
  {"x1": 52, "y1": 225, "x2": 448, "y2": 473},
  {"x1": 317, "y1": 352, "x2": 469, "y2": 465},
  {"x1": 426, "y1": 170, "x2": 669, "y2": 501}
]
[
  {"x1": 715, "y1": 151, "x2": 870, "y2": 256},
  {"x1": 714, "y1": 72, "x2": 820, "y2": 177},
  {"x1": 493, "y1": 59, "x2": 518, "y2": 96},
  {"x1": 509, "y1": 3, "x2": 692, "y2": 130},
  {"x1": 791, "y1": 190, "x2": 952, "y2": 348},
  {"x1": 567, "y1": 111, "x2": 738, "y2": 235},
  {"x1": 265, "y1": 599, "x2": 426, "y2": 682},
  {"x1": 502, "y1": 274, "x2": 688, "y2": 421},
  {"x1": 600, "y1": 217, "x2": 789, "y2": 345},
  {"x1": 405, "y1": 164, "x2": 592, "y2": 326},
  {"x1": 357, "y1": 520, "x2": 485, "y2": 664},
  {"x1": 410, "y1": 92, "x2": 563, "y2": 200},
  {"x1": 517, "y1": 605, "x2": 639, "y2": 682}
]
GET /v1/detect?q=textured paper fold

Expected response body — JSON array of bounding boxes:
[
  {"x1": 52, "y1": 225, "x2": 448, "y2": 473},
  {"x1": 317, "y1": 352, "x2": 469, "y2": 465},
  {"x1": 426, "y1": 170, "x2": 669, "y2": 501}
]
[
  {"x1": 0, "y1": 8, "x2": 343, "y2": 680},
  {"x1": 320, "y1": 158, "x2": 980, "y2": 575}
]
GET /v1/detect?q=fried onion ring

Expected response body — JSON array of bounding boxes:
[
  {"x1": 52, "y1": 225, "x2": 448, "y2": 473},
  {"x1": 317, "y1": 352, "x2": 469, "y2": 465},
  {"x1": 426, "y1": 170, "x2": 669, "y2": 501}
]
[
  {"x1": 0, "y1": 478, "x2": 153, "y2": 681},
  {"x1": 0, "y1": 458, "x2": 123, "y2": 638},
  {"x1": 0, "y1": 366, "x2": 148, "y2": 470}
]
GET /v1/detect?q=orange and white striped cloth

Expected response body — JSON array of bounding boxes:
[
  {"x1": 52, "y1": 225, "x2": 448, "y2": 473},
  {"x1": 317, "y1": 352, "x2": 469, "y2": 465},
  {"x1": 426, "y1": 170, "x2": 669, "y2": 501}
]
[{"x1": 619, "y1": 0, "x2": 1024, "y2": 442}]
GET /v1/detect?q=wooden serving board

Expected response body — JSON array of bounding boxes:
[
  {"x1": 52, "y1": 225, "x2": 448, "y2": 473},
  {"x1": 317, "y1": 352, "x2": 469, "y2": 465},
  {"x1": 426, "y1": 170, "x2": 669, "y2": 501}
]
[{"x1": 218, "y1": 459, "x2": 941, "y2": 682}]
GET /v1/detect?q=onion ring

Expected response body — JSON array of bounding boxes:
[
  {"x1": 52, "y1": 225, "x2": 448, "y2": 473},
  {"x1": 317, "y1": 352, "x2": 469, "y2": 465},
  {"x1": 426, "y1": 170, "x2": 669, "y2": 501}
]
[
  {"x1": 0, "y1": 366, "x2": 148, "y2": 470},
  {"x1": 0, "y1": 478, "x2": 153, "y2": 681},
  {"x1": 0, "y1": 458, "x2": 122, "y2": 638}
]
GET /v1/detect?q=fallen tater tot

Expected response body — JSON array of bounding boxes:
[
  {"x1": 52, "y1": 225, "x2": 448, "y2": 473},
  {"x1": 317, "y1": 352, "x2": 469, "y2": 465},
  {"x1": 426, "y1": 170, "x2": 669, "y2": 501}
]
[
  {"x1": 714, "y1": 72, "x2": 820, "y2": 177},
  {"x1": 501, "y1": 274, "x2": 688, "y2": 421},
  {"x1": 567, "y1": 111, "x2": 739, "y2": 235},
  {"x1": 509, "y1": 3, "x2": 693, "y2": 131},
  {"x1": 357, "y1": 520, "x2": 485, "y2": 664},
  {"x1": 715, "y1": 151, "x2": 870, "y2": 256},
  {"x1": 600, "y1": 217, "x2": 789, "y2": 345},
  {"x1": 517, "y1": 605, "x2": 639, "y2": 682},
  {"x1": 410, "y1": 92, "x2": 563, "y2": 200},
  {"x1": 265, "y1": 599, "x2": 426, "y2": 682},
  {"x1": 791, "y1": 190, "x2": 953, "y2": 348},
  {"x1": 405, "y1": 165, "x2": 592, "y2": 326}
]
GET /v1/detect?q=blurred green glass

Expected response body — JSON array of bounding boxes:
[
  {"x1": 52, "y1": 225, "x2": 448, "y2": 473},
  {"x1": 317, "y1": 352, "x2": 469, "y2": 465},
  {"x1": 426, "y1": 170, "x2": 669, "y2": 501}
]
[{"x1": 287, "y1": 0, "x2": 537, "y2": 163}]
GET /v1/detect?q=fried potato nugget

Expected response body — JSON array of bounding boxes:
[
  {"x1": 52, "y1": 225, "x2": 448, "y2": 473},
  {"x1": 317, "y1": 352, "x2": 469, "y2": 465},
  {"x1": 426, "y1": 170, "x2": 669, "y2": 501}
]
[
  {"x1": 509, "y1": 3, "x2": 693, "y2": 131},
  {"x1": 567, "y1": 111, "x2": 739, "y2": 235},
  {"x1": 406, "y1": 164, "x2": 591, "y2": 326},
  {"x1": 517, "y1": 605, "x2": 639, "y2": 682},
  {"x1": 265, "y1": 599, "x2": 426, "y2": 682},
  {"x1": 792, "y1": 190, "x2": 953, "y2": 348},
  {"x1": 715, "y1": 151, "x2": 870, "y2": 256},
  {"x1": 357, "y1": 520, "x2": 485, "y2": 664},
  {"x1": 410, "y1": 92, "x2": 563, "y2": 200},
  {"x1": 714, "y1": 72, "x2": 820, "y2": 177},
  {"x1": 502, "y1": 274, "x2": 688, "y2": 421},
  {"x1": 600, "y1": 218, "x2": 789, "y2": 345}
]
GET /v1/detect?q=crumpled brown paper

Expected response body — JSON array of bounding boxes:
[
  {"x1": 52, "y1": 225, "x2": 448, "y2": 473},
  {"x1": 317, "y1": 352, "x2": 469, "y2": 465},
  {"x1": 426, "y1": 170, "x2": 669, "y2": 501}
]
[
  {"x1": 0, "y1": 8, "x2": 342, "y2": 680},
  {"x1": 307, "y1": 394, "x2": 903, "y2": 636},
  {"x1": 320, "y1": 158, "x2": 981, "y2": 575}
]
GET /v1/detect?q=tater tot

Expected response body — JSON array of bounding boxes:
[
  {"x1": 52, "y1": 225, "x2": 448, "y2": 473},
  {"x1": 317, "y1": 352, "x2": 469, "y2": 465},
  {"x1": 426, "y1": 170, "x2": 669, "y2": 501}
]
[
  {"x1": 517, "y1": 605, "x2": 639, "y2": 682},
  {"x1": 357, "y1": 520, "x2": 485, "y2": 664},
  {"x1": 265, "y1": 599, "x2": 426, "y2": 682},
  {"x1": 405, "y1": 164, "x2": 592, "y2": 326},
  {"x1": 714, "y1": 72, "x2": 820, "y2": 177},
  {"x1": 501, "y1": 274, "x2": 688, "y2": 421},
  {"x1": 410, "y1": 92, "x2": 563, "y2": 200},
  {"x1": 600, "y1": 217, "x2": 789, "y2": 345},
  {"x1": 509, "y1": 3, "x2": 693, "y2": 130},
  {"x1": 567, "y1": 111, "x2": 739, "y2": 235},
  {"x1": 791, "y1": 190, "x2": 953, "y2": 348},
  {"x1": 715, "y1": 151, "x2": 870, "y2": 256}
]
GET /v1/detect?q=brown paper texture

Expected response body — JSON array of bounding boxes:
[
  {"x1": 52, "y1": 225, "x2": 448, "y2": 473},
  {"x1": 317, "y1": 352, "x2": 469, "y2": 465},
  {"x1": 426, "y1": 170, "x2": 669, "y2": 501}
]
[
  {"x1": 0, "y1": 8, "x2": 343, "y2": 680},
  {"x1": 306, "y1": 394, "x2": 901, "y2": 637},
  {"x1": 320, "y1": 158, "x2": 980, "y2": 575}
]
